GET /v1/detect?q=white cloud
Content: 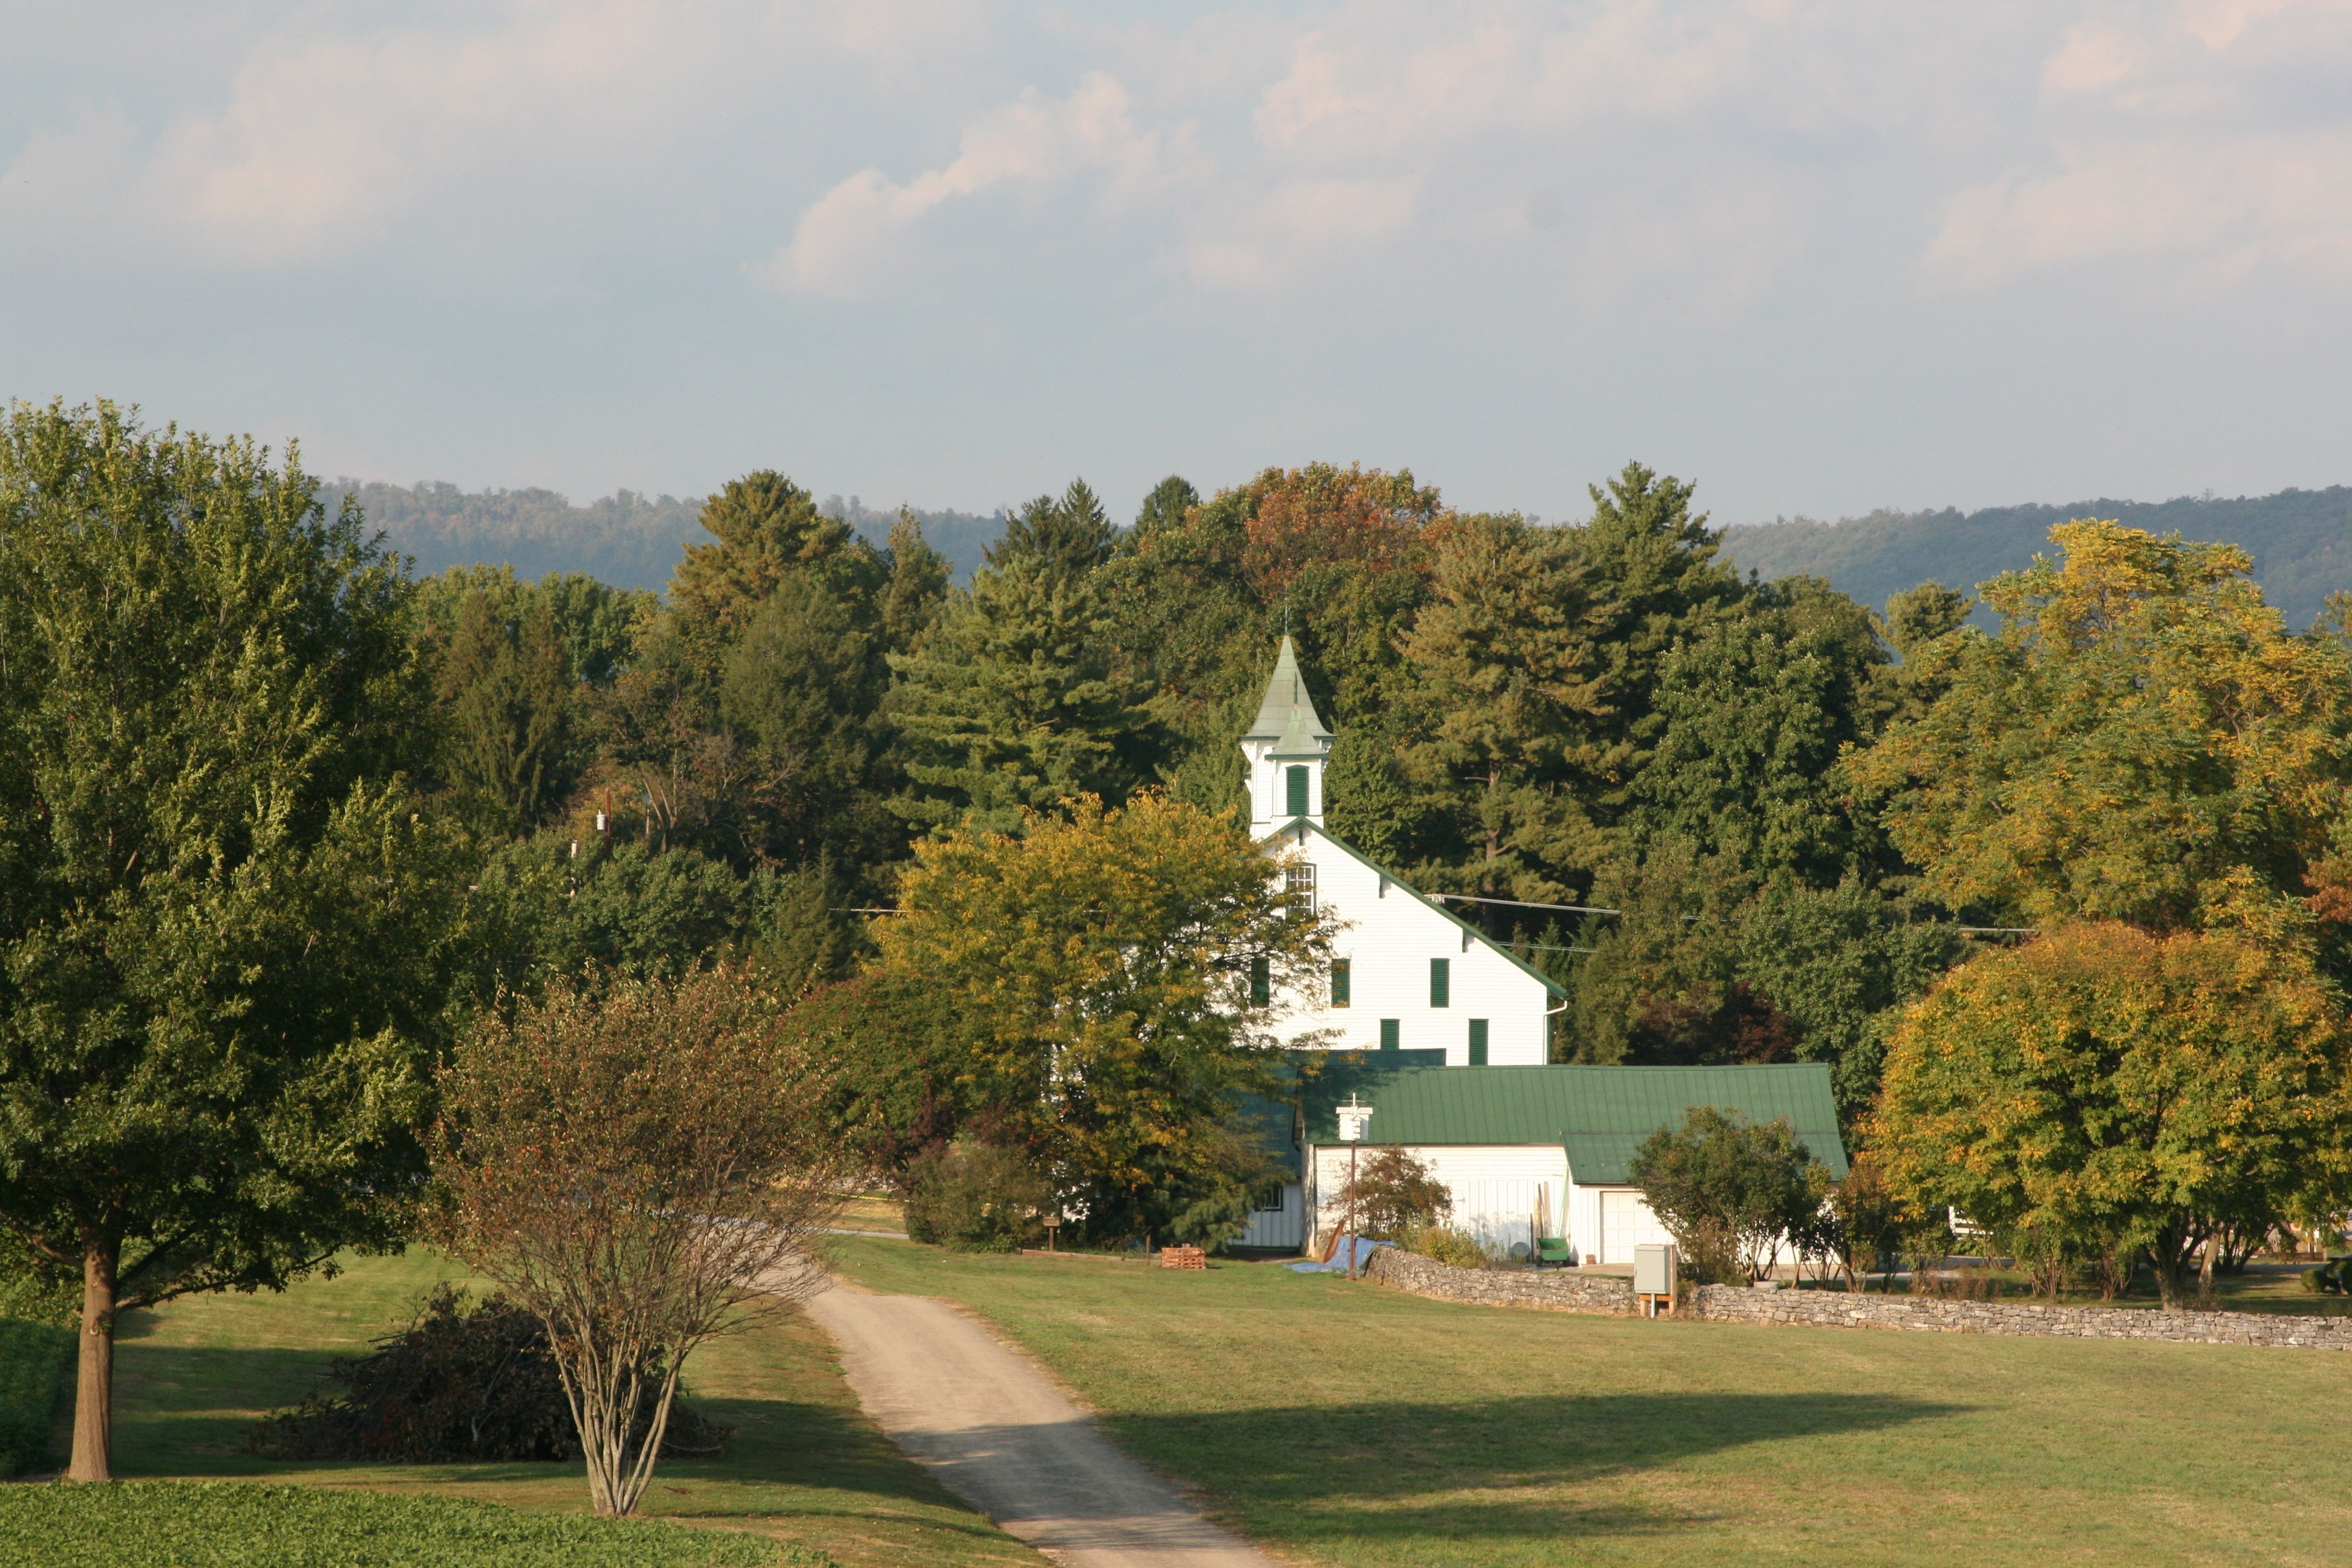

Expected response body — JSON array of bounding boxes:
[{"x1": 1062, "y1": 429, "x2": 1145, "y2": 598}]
[
  {"x1": 1927, "y1": 129, "x2": 2352, "y2": 287},
  {"x1": 2042, "y1": 24, "x2": 2138, "y2": 95},
  {"x1": 1927, "y1": 0, "x2": 2352, "y2": 287},
  {"x1": 753, "y1": 71, "x2": 1187, "y2": 297},
  {"x1": 3, "y1": 2, "x2": 750, "y2": 264},
  {"x1": 754, "y1": 1, "x2": 1870, "y2": 301},
  {"x1": 1180, "y1": 175, "x2": 1419, "y2": 290}
]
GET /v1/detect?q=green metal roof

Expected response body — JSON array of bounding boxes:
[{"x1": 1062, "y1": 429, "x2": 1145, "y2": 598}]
[
  {"x1": 1244, "y1": 636, "x2": 1334, "y2": 747},
  {"x1": 1297, "y1": 1060, "x2": 1847, "y2": 1183}
]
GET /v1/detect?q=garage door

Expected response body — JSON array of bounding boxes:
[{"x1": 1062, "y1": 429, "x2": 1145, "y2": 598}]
[{"x1": 1599, "y1": 1190, "x2": 1673, "y2": 1264}]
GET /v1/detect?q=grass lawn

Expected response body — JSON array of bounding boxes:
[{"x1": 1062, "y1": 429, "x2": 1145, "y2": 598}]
[
  {"x1": 829, "y1": 1195, "x2": 907, "y2": 1236},
  {"x1": 831, "y1": 1236, "x2": 2352, "y2": 1568},
  {"x1": 0, "y1": 1482, "x2": 800, "y2": 1567},
  {"x1": 79, "y1": 1250, "x2": 1042, "y2": 1568}
]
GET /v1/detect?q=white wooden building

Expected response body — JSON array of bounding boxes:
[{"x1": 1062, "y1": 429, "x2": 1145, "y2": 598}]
[
  {"x1": 1241, "y1": 637, "x2": 1563, "y2": 1067},
  {"x1": 1223, "y1": 641, "x2": 1847, "y2": 1262},
  {"x1": 1239, "y1": 1060, "x2": 1848, "y2": 1260}
]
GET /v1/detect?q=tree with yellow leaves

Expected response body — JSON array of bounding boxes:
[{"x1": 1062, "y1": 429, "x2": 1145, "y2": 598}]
[
  {"x1": 1846, "y1": 520, "x2": 2352, "y2": 934},
  {"x1": 875, "y1": 793, "x2": 1334, "y2": 1245},
  {"x1": 1872, "y1": 922, "x2": 2351, "y2": 1308}
]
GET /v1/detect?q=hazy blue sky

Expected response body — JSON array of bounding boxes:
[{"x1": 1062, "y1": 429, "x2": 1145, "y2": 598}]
[{"x1": 4, "y1": 1, "x2": 2347, "y2": 524}]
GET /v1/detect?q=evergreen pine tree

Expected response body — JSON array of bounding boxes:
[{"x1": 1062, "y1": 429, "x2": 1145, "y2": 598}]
[
  {"x1": 987, "y1": 479, "x2": 1116, "y2": 587},
  {"x1": 879, "y1": 511, "x2": 953, "y2": 650},
  {"x1": 889, "y1": 554, "x2": 1163, "y2": 832},
  {"x1": 1399, "y1": 512, "x2": 1609, "y2": 900},
  {"x1": 668, "y1": 470, "x2": 857, "y2": 648},
  {"x1": 1567, "y1": 462, "x2": 1746, "y2": 816}
]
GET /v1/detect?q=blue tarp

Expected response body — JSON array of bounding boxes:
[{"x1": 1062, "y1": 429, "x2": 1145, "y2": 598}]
[{"x1": 1287, "y1": 1235, "x2": 1390, "y2": 1273}]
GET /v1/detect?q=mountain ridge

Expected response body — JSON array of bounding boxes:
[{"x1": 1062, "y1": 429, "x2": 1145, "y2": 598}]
[
  {"x1": 1721, "y1": 486, "x2": 2352, "y2": 629},
  {"x1": 333, "y1": 477, "x2": 2352, "y2": 629}
]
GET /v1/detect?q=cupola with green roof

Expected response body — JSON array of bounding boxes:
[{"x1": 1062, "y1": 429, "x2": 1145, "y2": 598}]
[{"x1": 1242, "y1": 636, "x2": 1334, "y2": 834}]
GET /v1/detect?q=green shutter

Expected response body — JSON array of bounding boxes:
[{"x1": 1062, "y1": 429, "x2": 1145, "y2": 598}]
[
  {"x1": 1379, "y1": 1018, "x2": 1399, "y2": 1051},
  {"x1": 1468, "y1": 1018, "x2": 1489, "y2": 1066},
  {"x1": 1286, "y1": 765, "x2": 1308, "y2": 817},
  {"x1": 1331, "y1": 958, "x2": 1351, "y2": 1007},
  {"x1": 1250, "y1": 956, "x2": 1270, "y2": 1008},
  {"x1": 1429, "y1": 957, "x2": 1450, "y2": 1008}
]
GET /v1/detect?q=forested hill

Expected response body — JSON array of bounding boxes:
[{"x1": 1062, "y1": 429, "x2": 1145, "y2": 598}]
[
  {"x1": 328, "y1": 480, "x2": 1006, "y2": 590},
  {"x1": 1720, "y1": 486, "x2": 2352, "y2": 629}
]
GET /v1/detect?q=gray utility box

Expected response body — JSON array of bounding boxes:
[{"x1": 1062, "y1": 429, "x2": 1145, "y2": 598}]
[{"x1": 1633, "y1": 1243, "x2": 1677, "y2": 1298}]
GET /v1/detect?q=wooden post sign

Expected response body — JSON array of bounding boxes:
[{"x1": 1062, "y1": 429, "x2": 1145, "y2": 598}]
[{"x1": 1042, "y1": 1212, "x2": 1061, "y2": 1253}]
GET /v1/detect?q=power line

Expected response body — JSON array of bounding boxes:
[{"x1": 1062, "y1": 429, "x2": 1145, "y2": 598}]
[{"x1": 1426, "y1": 893, "x2": 1622, "y2": 916}]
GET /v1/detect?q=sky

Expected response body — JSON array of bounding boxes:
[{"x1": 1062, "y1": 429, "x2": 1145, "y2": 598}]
[{"x1": 2, "y1": 1, "x2": 2348, "y2": 526}]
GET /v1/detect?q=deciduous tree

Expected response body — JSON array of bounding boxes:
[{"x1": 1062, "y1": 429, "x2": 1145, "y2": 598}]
[
  {"x1": 1848, "y1": 521, "x2": 2352, "y2": 933},
  {"x1": 1627, "y1": 1106, "x2": 1821, "y2": 1284},
  {"x1": 875, "y1": 793, "x2": 1333, "y2": 1243},
  {"x1": 1872, "y1": 922, "x2": 2352, "y2": 1309},
  {"x1": 431, "y1": 968, "x2": 844, "y2": 1516},
  {"x1": 0, "y1": 401, "x2": 453, "y2": 1480}
]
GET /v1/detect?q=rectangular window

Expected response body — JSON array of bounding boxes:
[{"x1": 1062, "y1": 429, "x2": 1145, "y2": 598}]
[
  {"x1": 1379, "y1": 1018, "x2": 1400, "y2": 1051},
  {"x1": 1429, "y1": 957, "x2": 1451, "y2": 1008},
  {"x1": 1249, "y1": 956, "x2": 1270, "y2": 1008},
  {"x1": 1468, "y1": 1018, "x2": 1489, "y2": 1066},
  {"x1": 1253, "y1": 1186, "x2": 1287, "y2": 1214},
  {"x1": 1284, "y1": 861, "x2": 1316, "y2": 916},
  {"x1": 1286, "y1": 764, "x2": 1310, "y2": 817},
  {"x1": 1330, "y1": 958, "x2": 1351, "y2": 1007}
]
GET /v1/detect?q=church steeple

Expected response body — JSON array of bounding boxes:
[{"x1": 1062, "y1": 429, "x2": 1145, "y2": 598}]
[{"x1": 1241, "y1": 636, "x2": 1334, "y2": 834}]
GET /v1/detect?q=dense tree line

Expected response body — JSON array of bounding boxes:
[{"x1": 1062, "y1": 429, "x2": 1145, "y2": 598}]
[{"x1": 394, "y1": 453, "x2": 2012, "y2": 1104}]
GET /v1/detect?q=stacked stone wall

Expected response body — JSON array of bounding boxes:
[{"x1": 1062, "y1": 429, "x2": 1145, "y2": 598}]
[{"x1": 1364, "y1": 1246, "x2": 2352, "y2": 1349}]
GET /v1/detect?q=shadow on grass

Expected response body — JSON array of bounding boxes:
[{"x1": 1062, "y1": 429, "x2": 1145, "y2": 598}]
[
  {"x1": 116, "y1": 1341, "x2": 965, "y2": 1515},
  {"x1": 1066, "y1": 1391, "x2": 1971, "y2": 1544}
]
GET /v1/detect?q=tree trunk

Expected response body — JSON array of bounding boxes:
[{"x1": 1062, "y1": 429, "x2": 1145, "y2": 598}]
[
  {"x1": 67, "y1": 1238, "x2": 119, "y2": 1482},
  {"x1": 2149, "y1": 1220, "x2": 2198, "y2": 1311}
]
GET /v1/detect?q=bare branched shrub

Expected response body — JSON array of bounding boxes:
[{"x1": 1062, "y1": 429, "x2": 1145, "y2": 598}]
[{"x1": 431, "y1": 967, "x2": 844, "y2": 1517}]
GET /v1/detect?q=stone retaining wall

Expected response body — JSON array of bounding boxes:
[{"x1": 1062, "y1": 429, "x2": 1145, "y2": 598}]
[{"x1": 1364, "y1": 1246, "x2": 2352, "y2": 1349}]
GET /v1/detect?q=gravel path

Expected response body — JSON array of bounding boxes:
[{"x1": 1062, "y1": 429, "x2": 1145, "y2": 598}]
[{"x1": 802, "y1": 1279, "x2": 1279, "y2": 1568}]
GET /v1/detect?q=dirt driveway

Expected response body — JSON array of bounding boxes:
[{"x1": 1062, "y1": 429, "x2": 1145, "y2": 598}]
[{"x1": 803, "y1": 1280, "x2": 1279, "y2": 1568}]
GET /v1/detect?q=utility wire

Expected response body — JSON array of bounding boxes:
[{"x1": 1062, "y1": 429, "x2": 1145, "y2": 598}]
[{"x1": 1426, "y1": 893, "x2": 1623, "y2": 916}]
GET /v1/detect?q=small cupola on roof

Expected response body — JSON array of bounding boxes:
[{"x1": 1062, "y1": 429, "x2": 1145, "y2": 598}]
[{"x1": 1241, "y1": 636, "x2": 1334, "y2": 834}]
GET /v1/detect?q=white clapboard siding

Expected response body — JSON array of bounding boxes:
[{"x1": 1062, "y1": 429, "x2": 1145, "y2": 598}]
[
  {"x1": 1308, "y1": 1145, "x2": 1567, "y2": 1257},
  {"x1": 1262, "y1": 824, "x2": 1556, "y2": 1067},
  {"x1": 1238, "y1": 1182, "x2": 1306, "y2": 1249}
]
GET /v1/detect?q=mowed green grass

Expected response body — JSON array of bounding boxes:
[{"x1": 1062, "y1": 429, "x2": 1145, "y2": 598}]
[
  {"x1": 0, "y1": 1482, "x2": 799, "y2": 1568},
  {"x1": 83, "y1": 1250, "x2": 1042, "y2": 1568},
  {"x1": 831, "y1": 1238, "x2": 2352, "y2": 1568}
]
